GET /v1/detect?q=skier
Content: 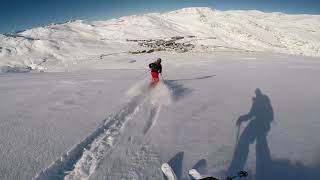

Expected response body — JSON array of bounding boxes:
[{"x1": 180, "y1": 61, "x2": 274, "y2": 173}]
[{"x1": 149, "y1": 58, "x2": 162, "y2": 86}]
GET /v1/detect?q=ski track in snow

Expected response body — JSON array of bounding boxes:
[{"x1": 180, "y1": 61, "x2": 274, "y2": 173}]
[
  {"x1": 34, "y1": 80, "x2": 171, "y2": 180},
  {"x1": 64, "y1": 97, "x2": 145, "y2": 180},
  {"x1": 34, "y1": 94, "x2": 147, "y2": 180},
  {"x1": 143, "y1": 105, "x2": 162, "y2": 135}
]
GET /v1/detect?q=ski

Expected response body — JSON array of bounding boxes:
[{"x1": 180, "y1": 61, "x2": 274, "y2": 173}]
[
  {"x1": 189, "y1": 169, "x2": 218, "y2": 180},
  {"x1": 189, "y1": 169, "x2": 203, "y2": 179},
  {"x1": 189, "y1": 169, "x2": 248, "y2": 180},
  {"x1": 161, "y1": 163, "x2": 177, "y2": 180}
]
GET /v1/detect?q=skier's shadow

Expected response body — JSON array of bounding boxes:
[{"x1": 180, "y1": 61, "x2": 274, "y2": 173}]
[
  {"x1": 227, "y1": 88, "x2": 320, "y2": 180},
  {"x1": 227, "y1": 88, "x2": 274, "y2": 179},
  {"x1": 166, "y1": 75, "x2": 215, "y2": 82},
  {"x1": 163, "y1": 80, "x2": 192, "y2": 102},
  {"x1": 163, "y1": 75, "x2": 215, "y2": 101}
]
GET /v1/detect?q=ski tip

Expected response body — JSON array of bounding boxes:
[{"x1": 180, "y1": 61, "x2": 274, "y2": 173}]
[
  {"x1": 189, "y1": 169, "x2": 202, "y2": 179},
  {"x1": 161, "y1": 163, "x2": 170, "y2": 169},
  {"x1": 161, "y1": 163, "x2": 177, "y2": 180}
]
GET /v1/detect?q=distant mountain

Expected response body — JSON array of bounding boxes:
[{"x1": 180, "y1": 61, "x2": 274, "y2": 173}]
[{"x1": 1, "y1": 7, "x2": 319, "y2": 72}]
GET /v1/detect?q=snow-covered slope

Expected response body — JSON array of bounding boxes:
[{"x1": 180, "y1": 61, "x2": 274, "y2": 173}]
[
  {"x1": 1, "y1": 7, "x2": 320, "y2": 73},
  {"x1": 1, "y1": 51, "x2": 320, "y2": 180},
  {"x1": 1, "y1": 7, "x2": 320, "y2": 180}
]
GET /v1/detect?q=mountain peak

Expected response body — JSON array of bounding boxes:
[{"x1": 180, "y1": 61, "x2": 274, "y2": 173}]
[{"x1": 168, "y1": 7, "x2": 214, "y2": 15}]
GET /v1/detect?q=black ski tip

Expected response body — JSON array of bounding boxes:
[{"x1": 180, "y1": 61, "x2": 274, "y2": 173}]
[{"x1": 238, "y1": 171, "x2": 248, "y2": 177}]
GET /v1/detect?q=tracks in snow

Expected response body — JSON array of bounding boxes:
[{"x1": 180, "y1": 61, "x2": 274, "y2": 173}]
[
  {"x1": 34, "y1": 80, "x2": 172, "y2": 180},
  {"x1": 34, "y1": 94, "x2": 147, "y2": 180},
  {"x1": 143, "y1": 105, "x2": 161, "y2": 135}
]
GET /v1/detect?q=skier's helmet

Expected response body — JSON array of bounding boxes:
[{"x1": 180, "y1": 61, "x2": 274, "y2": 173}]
[{"x1": 157, "y1": 58, "x2": 161, "y2": 63}]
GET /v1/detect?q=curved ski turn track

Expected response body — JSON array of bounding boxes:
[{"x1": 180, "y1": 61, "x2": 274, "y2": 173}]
[{"x1": 34, "y1": 80, "x2": 171, "y2": 180}]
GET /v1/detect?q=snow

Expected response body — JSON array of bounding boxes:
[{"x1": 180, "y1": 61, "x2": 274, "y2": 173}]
[
  {"x1": 0, "y1": 7, "x2": 319, "y2": 180},
  {"x1": 1, "y1": 7, "x2": 320, "y2": 73},
  {"x1": 89, "y1": 52, "x2": 320, "y2": 180},
  {"x1": 0, "y1": 70, "x2": 140, "y2": 180}
]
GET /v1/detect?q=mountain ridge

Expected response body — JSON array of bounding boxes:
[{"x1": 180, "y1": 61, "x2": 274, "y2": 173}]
[{"x1": 0, "y1": 7, "x2": 319, "y2": 72}]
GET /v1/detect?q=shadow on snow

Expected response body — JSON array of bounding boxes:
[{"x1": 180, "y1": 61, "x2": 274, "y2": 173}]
[
  {"x1": 165, "y1": 75, "x2": 216, "y2": 82},
  {"x1": 167, "y1": 152, "x2": 184, "y2": 180},
  {"x1": 163, "y1": 75, "x2": 215, "y2": 101},
  {"x1": 227, "y1": 88, "x2": 320, "y2": 180}
]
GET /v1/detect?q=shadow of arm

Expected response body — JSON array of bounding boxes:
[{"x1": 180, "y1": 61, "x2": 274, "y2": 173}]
[{"x1": 236, "y1": 114, "x2": 254, "y2": 126}]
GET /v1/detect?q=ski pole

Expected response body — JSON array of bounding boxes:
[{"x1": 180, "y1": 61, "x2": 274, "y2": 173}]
[{"x1": 235, "y1": 123, "x2": 241, "y2": 146}]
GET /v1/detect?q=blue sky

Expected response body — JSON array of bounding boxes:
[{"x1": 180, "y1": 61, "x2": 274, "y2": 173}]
[{"x1": 0, "y1": 0, "x2": 319, "y2": 33}]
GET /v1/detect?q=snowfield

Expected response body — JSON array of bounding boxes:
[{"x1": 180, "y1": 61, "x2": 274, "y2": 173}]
[{"x1": 0, "y1": 7, "x2": 320, "y2": 180}]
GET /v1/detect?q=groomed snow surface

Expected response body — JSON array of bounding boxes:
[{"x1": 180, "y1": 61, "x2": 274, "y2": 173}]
[{"x1": 0, "y1": 7, "x2": 320, "y2": 180}]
